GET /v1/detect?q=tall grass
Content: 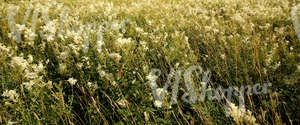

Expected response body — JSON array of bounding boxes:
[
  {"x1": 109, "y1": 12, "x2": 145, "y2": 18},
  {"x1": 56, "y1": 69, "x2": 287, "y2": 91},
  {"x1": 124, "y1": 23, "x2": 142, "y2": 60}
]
[{"x1": 0, "y1": 0, "x2": 299, "y2": 124}]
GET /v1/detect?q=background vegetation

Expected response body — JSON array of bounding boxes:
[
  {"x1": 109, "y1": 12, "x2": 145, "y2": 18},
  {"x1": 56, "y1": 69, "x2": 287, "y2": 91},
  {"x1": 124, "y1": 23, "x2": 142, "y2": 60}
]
[{"x1": 0, "y1": 0, "x2": 299, "y2": 124}]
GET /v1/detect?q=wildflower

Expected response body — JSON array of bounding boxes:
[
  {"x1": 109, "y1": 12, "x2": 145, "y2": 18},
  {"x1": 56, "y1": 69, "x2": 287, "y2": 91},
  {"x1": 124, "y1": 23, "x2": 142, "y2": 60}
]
[
  {"x1": 24, "y1": 70, "x2": 38, "y2": 79},
  {"x1": 76, "y1": 63, "x2": 83, "y2": 69},
  {"x1": 229, "y1": 103, "x2": 257, "y2": 125},
  {"x1": 11, "y1": 56, "x2": 28, "y2": 71},
  {"x1": 2, "y1": 90, "x2": 19, "y2": 102},
  {"x1": 42, "y1": 20, "x2": 57, "y2": 34},
  {"x1": 144, "y1": 111, "x2": 150, "y2": 122},
  {"x1": 60, "y1": 51, "x2": 69, "y2": 60},
  {"x1": 109, "y1": 53, "x2": 122, "y2": 62},
  {"x1": 232, "y1": 13, "x2": 245, "y2": 23},
  {"x1": 154, "y1": 100, "x2": 162, "y2": 108},
  {"x1": 59, "y1": 63, "x2": 67, "y2": 74},
  {"x1": 221, "y1": 54, "x2": 226, "y2": 60},
  {"x1": 0, "y1": 43, "x2": 11, "y2": 55},
  {"x1": 7, "y1": 120, "x2": 18, "y2": 125},
  {"x1": 67, "y1": 78, "x2": 77, "y2": 85},
  {"x1": 117, "y1": 98, "x2": 129, "y2": 108},
  {"x1": 116, "y1": 37, "x2": 133, "y2": 46},
  {"x1": 15, "y1": 24, "x2": 25, "y2": 32},
  {"x1": 140, "y1": 41, "x2": 148, "y2": 50},
  {"x1": 87, "y1": 81, "x2": 98, "y2": 89},
  {"x1": 28, "y1": 55, "x2": 33, "y2": 63},
  {"x1": 111, "y1": 21, "x2": 122, "y2": 31},
  {"x1": 24, "y1": 28, "x2": 37, "y2": 41},
  {"x1": 23, "y1": 81, "x2": 35, "y2": 90},
  {"x1": 135, "y1": 27, "x2": 144, "y2": 33}
]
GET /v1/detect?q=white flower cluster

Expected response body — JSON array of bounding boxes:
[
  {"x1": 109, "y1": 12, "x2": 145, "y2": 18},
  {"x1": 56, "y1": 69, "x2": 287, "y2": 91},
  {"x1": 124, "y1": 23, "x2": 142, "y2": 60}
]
[
  {"x1": 11, "y1": 54, "x2": 45, "y2": 90},
  {"x1": 2, "y1": 90, "x2": 19, "y2": 103},
  {"x1": 229, "y1": 103, "x2": 258, "y2": 125},
  {"x1": 67, "y1": 78, "x2": 77, "y2": 86}
]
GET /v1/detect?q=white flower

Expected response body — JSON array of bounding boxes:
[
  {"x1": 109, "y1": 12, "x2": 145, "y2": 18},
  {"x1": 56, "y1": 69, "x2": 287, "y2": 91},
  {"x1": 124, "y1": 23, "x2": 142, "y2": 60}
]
[
  {"x1": 109, "y1": 53, "x2": 122, "y2": 62},
  {"x1": 24, "y1": 28, "x2": 37, "y2": 41},
  {"x1": 60, "y1": 51, "x2": 69, "y2": 60},
  {"x1": 111, "y1": 21, "x2": 121, "y2": 31},
  {"x1": 23, "y1": 81, "x2": 35, "y2": 90},
  {"x1": 220, "y1": 54, "x2": 226, "y2": 60},
  {"x1": 59, "y1": 63, "x2": 67, "y2": 74},
  {"x1": 67, "y1": 78, "x2": 77, "y2": 85},
  {"x1": 7, "y1": 120, "x2": 18, "y2": 125},
  {"x1": 229, "y1": 103, "x2": 257, "y2": 125},
  {"x1": 24, "y1": 70, "x2": 38, "y2": 79},
  {"x1": 15, "y1": 24, "x2": 25, "y2": 32},
  {"x1": 2, "y1": 90, "x2": 19, "y2": 102},
  {"x1": 11, "y1": 56, "x2": 28, "y2": 71},
  {"x1": 45, "y1": 34, "x2": 55, "y2": 41},
  {"x1": 87, "y1": 82, "x2": 98, "y2": 89},
  {"x1": 135, "y1": 27, "x2": 144, "y2": 33},
  {"x1": 144, "y1": 111, "x2": 150, "y2": 122},
  {"x1": 116, "y1": 37, "x2": 133, "y2": 46},
  {"x1": 76, "y1": 63, "x2": 83, "y2": 69},
  {"x1": 117, "y1": 98, "x2": 129, "y2": 108},
  {"x1": 154, "y1": 100, "x2": 162, "y2": 108},
  {"x1": 232, "y1": 13, "x2": 245, "y2": 23},
  {"x1": 27, "y1": 55, "x2": 33, "y2": 63},
  {"x1": 43, "y1": 20, "x2": 57, "y2": 34},
  {"x1": 155, "y1": 88, "x2": 165, "y2": 97}
]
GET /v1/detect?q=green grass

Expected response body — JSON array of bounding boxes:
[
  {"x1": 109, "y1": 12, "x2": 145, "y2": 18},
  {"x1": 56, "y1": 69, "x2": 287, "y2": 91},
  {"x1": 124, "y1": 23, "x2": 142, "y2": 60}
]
[{"x1": 0, "y1": 0, "x2": 299, "y2": 124}]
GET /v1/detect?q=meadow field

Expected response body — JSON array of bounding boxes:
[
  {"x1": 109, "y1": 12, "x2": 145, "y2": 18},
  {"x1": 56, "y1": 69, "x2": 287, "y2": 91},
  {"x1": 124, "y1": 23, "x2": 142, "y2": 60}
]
[{"x1": 0, "y1": 0, "x2": 299, "y2": 124}]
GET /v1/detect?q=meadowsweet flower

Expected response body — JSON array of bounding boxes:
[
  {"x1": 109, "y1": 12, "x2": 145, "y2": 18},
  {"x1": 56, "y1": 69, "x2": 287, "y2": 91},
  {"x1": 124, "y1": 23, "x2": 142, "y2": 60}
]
[
  {"x1": 23, "y1": 81, "x2": 35, "y2": 90},
  {"x1": 76, "y1": 63, "x2": 83, "y2": 69},
  {"x1": 67, "y1": 78, "x2": 77, "y2": 85},
  {"x1": 135, "y1": 27, "x2": 144, "y2": 33},
  {"x1": 27, "y1": 55, "x2": 33, "y2": 63},
  {"x1": 144, "y1": 111, "x2": 150, "y2": 122},
  {"x1": 87, "y1": 82, "x2": 98, "y2": 89},
  {"x1": 109, "y1": 53, "x2": 121, "y2": 62},
  {"x1": 232, "y1": 13, "x2": 245, "y2": 23},
  {"x1": 43, "y1": 20, "x2": 57, "y2": 34},
  {"x1": 11, "y1": 56, "x2": 28, "y2": 71},
  {"x1": 24, "y1": 70, "x2": 38, "y2": 79},
  {"x1": 15, "y1": 24, "x2": 25, "y2": 32},
  {"x1": 2, "y1": 90, "x2": 19, "y2": 102},
  {"x1": 229, "y1": 103, "x2": 257, "y2": 125},
  {"x1": 7, "y1": 121, "x2": 18, "y2": 125},
  {"x1": 24, "y1": 28, "x2": 37, "y2": 41},
  {"x1": 154, "y1": 100, "x2": 162, "y2": 108},
  {"x1": 0, "y1": 43, "x2": 12, "y2": 56},
  {"x1": 140, "y1": 41, "x2": 148, "y2": 50},
  {"x1": 221, "y1": 54, "x2": 226, "y2": 60},
  {"x1": 111, "y1": 21, "x2": 122, "y2": 31},
  {"x1": 59, "y1": 51, "x2": 69, "y2": 60},
  {"x1": 116, "y1": 37, "x2": 133, "y2": 46},
  {"x1": 117, "y1": 98, "x2": 129, "y2": 108},
  {"x1": 59, "y1": 63, "x2": 67, "y2": 74}
]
